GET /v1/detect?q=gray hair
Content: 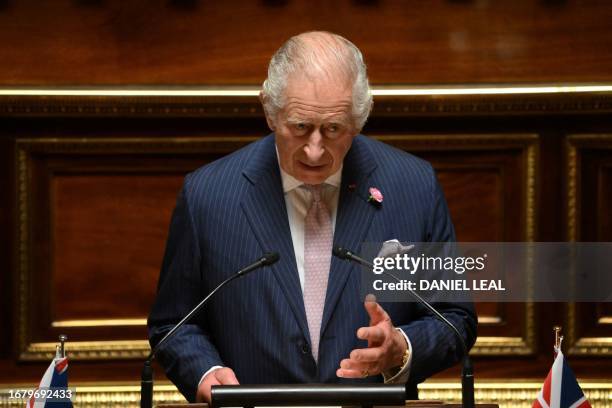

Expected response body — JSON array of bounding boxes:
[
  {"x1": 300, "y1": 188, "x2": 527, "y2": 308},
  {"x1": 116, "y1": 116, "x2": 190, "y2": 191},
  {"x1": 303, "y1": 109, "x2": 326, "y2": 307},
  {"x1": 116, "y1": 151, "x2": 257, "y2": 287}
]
[{"x1": 261, "y1": 31, "x2": 373, "y2": 131}]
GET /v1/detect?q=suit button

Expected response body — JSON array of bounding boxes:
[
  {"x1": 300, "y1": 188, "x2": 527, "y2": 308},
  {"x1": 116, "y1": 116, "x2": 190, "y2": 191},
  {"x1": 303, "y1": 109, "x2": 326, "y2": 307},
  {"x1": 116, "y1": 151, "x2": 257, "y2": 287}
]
[{"x1": 300, "y1": 343, "x2": 310, "y2": 354}]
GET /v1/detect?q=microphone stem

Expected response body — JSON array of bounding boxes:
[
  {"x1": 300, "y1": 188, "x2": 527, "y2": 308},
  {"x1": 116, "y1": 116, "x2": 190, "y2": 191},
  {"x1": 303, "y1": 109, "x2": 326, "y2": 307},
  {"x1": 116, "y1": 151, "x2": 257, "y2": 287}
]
[
  {"x1": 141, "y1": 361, "x2": 153, "y2": 408},
  {"x1": 462, "y1": 356, "x2": 475, "y2": 408}
]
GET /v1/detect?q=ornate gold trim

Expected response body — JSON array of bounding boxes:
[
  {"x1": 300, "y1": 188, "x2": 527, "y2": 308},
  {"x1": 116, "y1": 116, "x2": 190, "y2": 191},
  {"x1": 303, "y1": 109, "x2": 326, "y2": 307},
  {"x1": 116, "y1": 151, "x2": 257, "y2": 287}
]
[
  {"x1": 568, "y1": 337, "x2": 612, "y2": 355},
  {"x1": 0, "y1": 383, "x2": 183, "y2": 408},
  {"x1": 565, "y1": 134, "x2": 612, "y2": 356},
  {"x1": 15, "y1": 137, "x2": 257, "y2": 361},
  {"x1": 16, "y1": 148, "x2": 29, "y2": 356},
  {"x1": 1, "y1": 84, "x2": 612, "y2": 96},
  {"x1": 51, "y1": 318, "x2": 147, "y2": 328},
  {"x1": 566, "y1": 138, "x2": 578, "y2": 242},
  {"x1": 471, "y1": 337, "x2": 534, "y2": 356},
  {"x1": 419, "y1": 380, "x2": 612, "y2": 407},
  {"x1": 477, "y1": 317, "x2": 502, "y2": 324},
  {"x1": 1, "y1": 380, "x2": 610, "y2": 408},
  {"x1": 20, "y1": 340, "x2": 151, "y2": 361},
  {"x1": 2, "y1": 85, "x2": 612, "y2": 117}
]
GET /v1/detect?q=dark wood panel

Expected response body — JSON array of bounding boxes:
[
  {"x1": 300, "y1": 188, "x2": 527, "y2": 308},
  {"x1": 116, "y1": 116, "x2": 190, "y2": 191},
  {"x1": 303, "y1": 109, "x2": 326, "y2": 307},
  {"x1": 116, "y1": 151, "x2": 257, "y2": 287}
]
[
  {"x1": 1, "y1": 104, "x2": 611, "y2": 385},
  {"x1": 437, "y1": 169, "x2": 503, "y2": 242},
  {"x1": 566, "y1": 135, "x2": 612, "y2": 355},
  {"x1": 0, "y1": 137, "x2": 13, "y2": 358},
  {"x1": 380, "y1": 135, "x2": 536, "y2": 243},
  {"x1": 1, "y1": 1, "x2": 612, "y2": 85},
  {"x1": 597, "y1": 165, "x2": 612, "y2": 240},
  {"x1": 52, "y1": 174, "x2": 182, "y2": 320},
  {"x1": 16, "y1": 137, "x2": 255, "y2": 360}
]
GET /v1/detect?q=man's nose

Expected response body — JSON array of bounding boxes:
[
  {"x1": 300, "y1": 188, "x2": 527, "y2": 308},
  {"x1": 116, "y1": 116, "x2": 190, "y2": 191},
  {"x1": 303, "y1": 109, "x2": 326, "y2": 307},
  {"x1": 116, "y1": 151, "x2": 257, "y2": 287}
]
[{"x1": 304, "y1": 129, "x2": 325, "y2": 162}]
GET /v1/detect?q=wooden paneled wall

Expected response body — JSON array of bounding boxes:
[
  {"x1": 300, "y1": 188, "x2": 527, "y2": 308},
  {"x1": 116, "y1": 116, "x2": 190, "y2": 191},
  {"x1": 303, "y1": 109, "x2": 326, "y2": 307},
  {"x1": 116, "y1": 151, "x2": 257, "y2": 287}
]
[
  {"x1": 1, "y1": 1, "x2": 612, "y2": 405},
  {"x1": 1, "y1": 1, "x2": 612, "y2": 85},
  {"x1": 0, "y1": 91, "x2": 611, "y2": 393}
]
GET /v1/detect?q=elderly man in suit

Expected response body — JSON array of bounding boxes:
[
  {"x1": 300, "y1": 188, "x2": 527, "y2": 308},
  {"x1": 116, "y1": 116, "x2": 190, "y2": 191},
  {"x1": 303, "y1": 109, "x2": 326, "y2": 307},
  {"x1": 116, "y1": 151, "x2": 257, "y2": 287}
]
[{"x1": 148, "y1": 31, "x2": 477, "y2": 404}]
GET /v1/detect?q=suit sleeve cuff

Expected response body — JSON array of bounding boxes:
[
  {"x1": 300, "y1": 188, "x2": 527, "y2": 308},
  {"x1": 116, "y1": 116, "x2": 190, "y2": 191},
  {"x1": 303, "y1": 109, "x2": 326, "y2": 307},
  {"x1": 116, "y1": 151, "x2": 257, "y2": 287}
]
[
  {"x1": 197, "y1": 365, "x2": 224, "y2": 389},
  {"x1": 382, "y1": 328, "x2": 412, "y2": 384}
]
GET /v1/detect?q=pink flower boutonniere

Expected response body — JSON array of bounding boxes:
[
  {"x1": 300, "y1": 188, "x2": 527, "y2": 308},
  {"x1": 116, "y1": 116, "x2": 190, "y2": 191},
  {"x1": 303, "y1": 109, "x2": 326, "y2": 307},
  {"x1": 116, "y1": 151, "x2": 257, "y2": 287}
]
[{"x1": 368, "y1": 187, "x2": 383, "y2": 207}]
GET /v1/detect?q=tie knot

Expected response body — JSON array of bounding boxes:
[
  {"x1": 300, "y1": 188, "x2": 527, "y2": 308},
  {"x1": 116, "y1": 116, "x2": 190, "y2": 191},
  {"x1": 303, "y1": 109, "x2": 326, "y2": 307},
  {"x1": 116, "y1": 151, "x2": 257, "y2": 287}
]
[{"x1": 306, "y1": 184, "x2": 323, "y2": 203}]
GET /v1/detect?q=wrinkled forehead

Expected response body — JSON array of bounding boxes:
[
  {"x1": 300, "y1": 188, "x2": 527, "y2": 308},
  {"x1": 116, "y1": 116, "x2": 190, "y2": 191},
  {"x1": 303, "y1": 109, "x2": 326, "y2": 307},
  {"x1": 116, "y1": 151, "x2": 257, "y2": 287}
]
[{"x1": 281, "y1": 76, "x2": 353, "y2": 121}]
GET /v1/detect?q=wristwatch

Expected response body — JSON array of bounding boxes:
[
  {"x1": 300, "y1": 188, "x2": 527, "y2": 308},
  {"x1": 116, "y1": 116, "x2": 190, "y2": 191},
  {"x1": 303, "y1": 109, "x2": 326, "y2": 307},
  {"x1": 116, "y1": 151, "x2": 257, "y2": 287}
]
[
  {"x1": 401, "y1": 345, "x2": 410, "y2": 367},
  {"x1": 395, "y1": 328, "x2": 410, "y2": 368}
]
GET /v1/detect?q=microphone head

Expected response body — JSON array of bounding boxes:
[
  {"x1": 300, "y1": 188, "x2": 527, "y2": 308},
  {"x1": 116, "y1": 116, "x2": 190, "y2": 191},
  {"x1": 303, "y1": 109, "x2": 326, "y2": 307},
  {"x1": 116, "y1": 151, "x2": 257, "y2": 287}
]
[
  {"x1": 262, "y1": 252, "x2": 280, "y2": 265},
  {"x1": 333, "y1": 246, "x2": 351, "y2": 260}
]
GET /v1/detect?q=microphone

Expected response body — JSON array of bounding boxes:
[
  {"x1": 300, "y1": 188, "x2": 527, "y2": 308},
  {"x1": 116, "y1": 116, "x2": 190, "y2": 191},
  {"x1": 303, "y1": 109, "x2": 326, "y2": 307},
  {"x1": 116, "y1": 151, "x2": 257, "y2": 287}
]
[
  {"x1": 141, "y1": 252, "x2": 280, "y2": 408},
  {"x1": 333, "y1": 246, "x2": 475, "y2": 408}
]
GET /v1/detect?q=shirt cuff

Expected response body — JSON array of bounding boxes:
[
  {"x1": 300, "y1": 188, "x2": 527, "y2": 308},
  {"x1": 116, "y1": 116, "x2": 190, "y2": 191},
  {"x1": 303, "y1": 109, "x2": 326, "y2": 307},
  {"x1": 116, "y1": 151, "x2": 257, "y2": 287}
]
[
  {"x1": 382, "y1": 328, "x2": 412, "y2": 384},
  {"x1": 197, "y1": 365, "x2": 224, "y2": 389}
]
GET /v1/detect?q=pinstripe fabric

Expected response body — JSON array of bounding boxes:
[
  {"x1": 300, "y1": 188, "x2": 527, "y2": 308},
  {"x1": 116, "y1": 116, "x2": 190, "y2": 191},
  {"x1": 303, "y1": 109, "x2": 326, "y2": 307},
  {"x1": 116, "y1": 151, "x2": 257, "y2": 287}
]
[{"x1": 148, "y1": 134, "x2": 477, "y2": 402}]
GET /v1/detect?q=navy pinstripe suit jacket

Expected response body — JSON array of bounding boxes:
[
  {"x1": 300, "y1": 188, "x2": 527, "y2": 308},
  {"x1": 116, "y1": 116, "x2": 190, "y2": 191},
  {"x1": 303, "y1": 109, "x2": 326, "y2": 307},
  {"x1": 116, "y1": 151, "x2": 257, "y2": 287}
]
[{"x1": 148, "y1": 134, "x2": 477, "y2": 402}]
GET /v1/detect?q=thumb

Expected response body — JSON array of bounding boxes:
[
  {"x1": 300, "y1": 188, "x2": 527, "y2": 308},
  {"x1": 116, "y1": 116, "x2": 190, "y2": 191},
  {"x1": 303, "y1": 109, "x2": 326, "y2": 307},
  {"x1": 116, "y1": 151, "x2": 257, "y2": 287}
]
[
  {"x1": 364, "y1": 294, "x2": 388, "y2": 325},
  {"x1": 215, "y1": 368, "x2": 240, "y2": 385}
]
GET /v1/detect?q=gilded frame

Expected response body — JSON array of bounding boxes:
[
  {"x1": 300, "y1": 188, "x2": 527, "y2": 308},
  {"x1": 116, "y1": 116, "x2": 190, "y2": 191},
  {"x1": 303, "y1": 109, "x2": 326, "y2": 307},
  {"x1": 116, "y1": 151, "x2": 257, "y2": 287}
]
[{"x1": 565, "y1": 134, "x2": 612, "y2": 356}]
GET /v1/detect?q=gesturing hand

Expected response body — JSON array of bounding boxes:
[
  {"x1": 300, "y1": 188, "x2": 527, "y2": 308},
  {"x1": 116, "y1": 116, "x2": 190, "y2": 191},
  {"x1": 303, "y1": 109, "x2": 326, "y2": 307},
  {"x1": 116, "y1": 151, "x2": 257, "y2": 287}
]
[
  {"x1": 336, "y1": 295, "x2": 407, "y2": 378},
  {"x1": 196, "y1": 367, "x2": 239, "y2": 403}
]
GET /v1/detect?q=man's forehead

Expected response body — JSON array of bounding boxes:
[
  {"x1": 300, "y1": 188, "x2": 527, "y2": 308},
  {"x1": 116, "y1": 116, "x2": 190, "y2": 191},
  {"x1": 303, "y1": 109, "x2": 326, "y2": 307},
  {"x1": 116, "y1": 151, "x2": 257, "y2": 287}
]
[
  {"x1": 283, "y1": 79, "x2": 352, "y2": 109},
  {"x1": 285, "y1": 69, "x2": 352, "y2": 94},
  {"x1": 283, "y1": 101, "x2": 352, "y2": 120}
]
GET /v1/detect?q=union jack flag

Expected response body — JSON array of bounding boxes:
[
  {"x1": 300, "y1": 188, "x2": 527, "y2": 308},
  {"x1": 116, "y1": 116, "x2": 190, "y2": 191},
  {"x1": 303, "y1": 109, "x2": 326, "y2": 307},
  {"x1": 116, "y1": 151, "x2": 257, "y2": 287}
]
[
  {"x1": 25, "y1": 356, "x2": 73, "y2": 408},
  {"x1": 533, "y1": 349, "x2": 591, "y2": 408}
]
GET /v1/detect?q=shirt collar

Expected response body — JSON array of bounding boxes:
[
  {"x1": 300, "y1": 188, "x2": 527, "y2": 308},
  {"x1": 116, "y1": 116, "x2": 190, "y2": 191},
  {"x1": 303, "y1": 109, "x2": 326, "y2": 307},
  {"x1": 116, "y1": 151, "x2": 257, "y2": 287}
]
[{"x1": 275, "y1": 144, "x2": 342, "y2": 193}]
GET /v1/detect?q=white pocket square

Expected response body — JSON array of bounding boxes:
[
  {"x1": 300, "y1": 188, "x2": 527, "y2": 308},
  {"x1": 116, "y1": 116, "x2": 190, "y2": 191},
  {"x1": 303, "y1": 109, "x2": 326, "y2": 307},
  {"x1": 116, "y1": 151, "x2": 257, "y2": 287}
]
[{"x1": 376, "y1": 239, "x2": 415, "y2": 258}]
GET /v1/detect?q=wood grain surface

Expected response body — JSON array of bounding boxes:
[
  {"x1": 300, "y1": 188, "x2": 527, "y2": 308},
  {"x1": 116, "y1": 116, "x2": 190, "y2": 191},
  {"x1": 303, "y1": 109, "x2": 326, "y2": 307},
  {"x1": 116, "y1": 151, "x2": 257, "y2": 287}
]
[{"x1": 1, "y1": 1, "x2": 612, "y2": 85}]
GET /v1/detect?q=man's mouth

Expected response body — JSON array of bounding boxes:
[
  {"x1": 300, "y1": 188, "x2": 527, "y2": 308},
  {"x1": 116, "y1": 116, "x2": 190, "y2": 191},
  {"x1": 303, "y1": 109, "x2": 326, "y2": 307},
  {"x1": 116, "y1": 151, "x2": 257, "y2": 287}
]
[{"x1": 299, "y1": 161, "x2": 328, "y2": 170}]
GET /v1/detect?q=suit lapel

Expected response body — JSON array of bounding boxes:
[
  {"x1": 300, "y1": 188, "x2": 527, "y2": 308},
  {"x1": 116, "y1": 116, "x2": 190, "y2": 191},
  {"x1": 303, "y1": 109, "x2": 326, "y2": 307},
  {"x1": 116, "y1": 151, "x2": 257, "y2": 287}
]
[
  {"x1": 321, "y1": 136, "x2": 379, "y2": 337},
  {"x1": 240, "y1": 135, "x2": 311, "y2": 343}
]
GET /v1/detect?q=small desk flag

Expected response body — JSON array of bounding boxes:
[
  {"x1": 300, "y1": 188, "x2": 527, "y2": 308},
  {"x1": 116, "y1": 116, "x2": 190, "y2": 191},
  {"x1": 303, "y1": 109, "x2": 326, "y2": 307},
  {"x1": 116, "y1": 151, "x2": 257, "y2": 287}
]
[
  {"x1": 533, "y1": 349, "x2": 591, "y2": 408},
  {"x1": 26, "y1": 337, "x2": 73, "y2": 408}
]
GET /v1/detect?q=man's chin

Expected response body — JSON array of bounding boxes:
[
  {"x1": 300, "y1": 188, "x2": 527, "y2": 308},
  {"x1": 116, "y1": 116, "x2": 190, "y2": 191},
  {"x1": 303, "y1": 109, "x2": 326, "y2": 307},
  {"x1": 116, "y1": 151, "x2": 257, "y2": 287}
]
[
  {"x1": 294, "y1": 165, "x2": 332, "y2": 185},
  {"x1": 298, "y1": 175, "x2": 327, "y2": 185},
  {"x1": 295, "y1": 171, "x2": 329, "y2": 185}
]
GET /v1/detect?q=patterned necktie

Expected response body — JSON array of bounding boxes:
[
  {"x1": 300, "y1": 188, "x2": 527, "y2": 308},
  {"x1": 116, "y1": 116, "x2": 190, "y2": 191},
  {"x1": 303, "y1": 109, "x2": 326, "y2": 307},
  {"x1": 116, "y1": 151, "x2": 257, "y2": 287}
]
[{"x1": 303, "y1": 184, "x2": 333, "y2": 362}]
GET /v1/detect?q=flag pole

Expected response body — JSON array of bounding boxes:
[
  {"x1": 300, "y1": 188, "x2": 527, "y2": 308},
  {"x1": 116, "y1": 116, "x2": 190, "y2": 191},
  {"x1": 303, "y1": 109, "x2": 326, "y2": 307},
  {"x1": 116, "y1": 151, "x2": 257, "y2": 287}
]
[
  {"x1": 553, "y1": 326, "x2": 563, "y2": 357},
  {"x1": 59, "y1": 334, "x2": 67, "y2": 358}
]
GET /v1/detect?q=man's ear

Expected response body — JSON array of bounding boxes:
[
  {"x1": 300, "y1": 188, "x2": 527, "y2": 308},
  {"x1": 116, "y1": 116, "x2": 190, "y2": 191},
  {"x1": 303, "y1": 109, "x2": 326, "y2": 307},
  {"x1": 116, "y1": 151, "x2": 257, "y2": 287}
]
[{"x1": 259, "y1": 92, "x2": 276, "y2": 131}]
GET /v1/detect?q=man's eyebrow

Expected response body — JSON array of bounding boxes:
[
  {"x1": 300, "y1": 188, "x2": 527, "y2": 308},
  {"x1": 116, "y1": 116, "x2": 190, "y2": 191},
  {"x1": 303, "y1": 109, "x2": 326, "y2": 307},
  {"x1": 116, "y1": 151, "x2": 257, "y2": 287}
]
[
  {"x1": 285, "y1": 116, "x2": 311, "y2": 124},
  {"x1": 284, "y1": 114, "x2": 351, "y2": 126},
  {"x1": 324, "y1": 116, "x2": 351, "y2": 126}
]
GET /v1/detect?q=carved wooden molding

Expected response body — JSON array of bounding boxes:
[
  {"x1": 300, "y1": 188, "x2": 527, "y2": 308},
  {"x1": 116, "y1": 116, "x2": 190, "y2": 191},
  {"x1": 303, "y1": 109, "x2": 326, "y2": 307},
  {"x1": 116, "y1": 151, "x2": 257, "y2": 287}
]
[
  {"x1": 1, "y1": 86, "x2": 612, "y2": 117},
  {"x1": 16, "y1": 134, "x2": 539, "y2": 359},
  {"x1": 565, "y1": 133, "x2": 612, "y2": 356},
  {"x1": 15, "y1": 137, "x2": 257, "y2": 361}
]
